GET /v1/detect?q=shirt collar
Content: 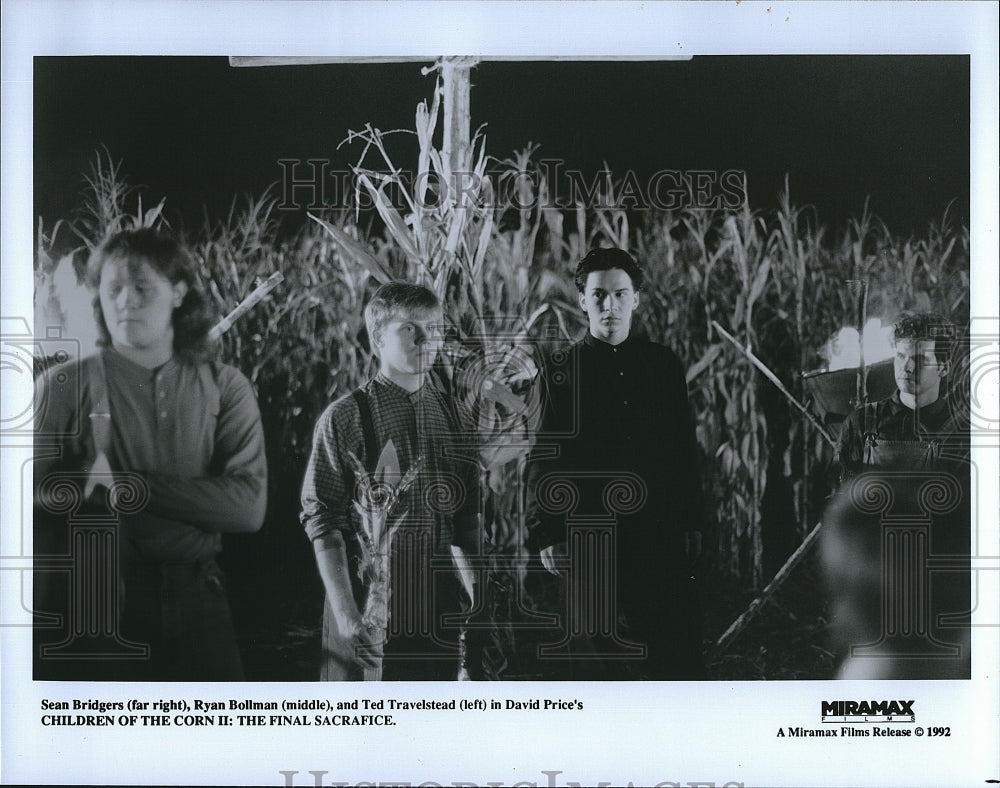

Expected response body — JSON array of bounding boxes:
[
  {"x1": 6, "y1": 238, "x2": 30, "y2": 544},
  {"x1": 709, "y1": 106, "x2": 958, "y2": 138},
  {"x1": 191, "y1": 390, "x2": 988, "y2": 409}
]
[
  {"x1": 888, "y1": 389, "x2": 950, "y2": 417},
  {"x1": 582, "y1": 331, "x2": 638, "y2": 354},
  {"x1": 103, "y1": 346, "x2": 177, "y2": 379},
  {"x1": 374, "y1": 372, "x2": 428, "y2": 403}
]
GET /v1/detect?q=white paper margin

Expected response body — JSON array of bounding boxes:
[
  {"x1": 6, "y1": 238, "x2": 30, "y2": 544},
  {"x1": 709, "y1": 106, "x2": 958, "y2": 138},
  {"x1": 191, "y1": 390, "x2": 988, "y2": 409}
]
[{"x1": 2, "y1": 2, "x2": 998, "y2": 786}]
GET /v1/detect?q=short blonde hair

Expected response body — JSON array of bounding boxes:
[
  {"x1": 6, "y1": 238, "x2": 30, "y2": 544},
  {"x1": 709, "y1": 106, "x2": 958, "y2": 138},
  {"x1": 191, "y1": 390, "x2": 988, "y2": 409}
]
[{"x1": 364, "y1": 281, "x2": 441, "y2": 346}]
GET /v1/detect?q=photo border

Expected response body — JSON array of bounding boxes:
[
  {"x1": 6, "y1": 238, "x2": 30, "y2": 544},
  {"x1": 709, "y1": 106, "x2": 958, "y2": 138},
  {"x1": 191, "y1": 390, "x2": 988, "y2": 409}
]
[{"x1": 3, "y1": 2, "x2": 998, "y2": 786}]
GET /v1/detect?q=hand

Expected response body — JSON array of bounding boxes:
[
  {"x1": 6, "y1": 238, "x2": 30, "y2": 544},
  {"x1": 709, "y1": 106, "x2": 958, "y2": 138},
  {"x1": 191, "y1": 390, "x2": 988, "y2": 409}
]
[
  {"x1": 336, "y1": 615, "x2": 383, "y2": 670},
  {"x1": 450, "y1": 544, "x2": 476, "y2": 609},
  {"x1": 540, "y1": 542, "x2": 568, "y2": 576},
  {"x1": 456, "y1": 627, "x2": 485, "y2": 681},
  {"x1": 313, "y1": 532, "x2": 383, "y2": 670}
]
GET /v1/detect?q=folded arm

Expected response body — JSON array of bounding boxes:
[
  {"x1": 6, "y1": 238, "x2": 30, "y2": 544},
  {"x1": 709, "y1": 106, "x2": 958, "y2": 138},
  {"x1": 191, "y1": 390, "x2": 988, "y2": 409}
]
[{"x1": 140, "y1": 368, "x2": 267, "y2": 532}]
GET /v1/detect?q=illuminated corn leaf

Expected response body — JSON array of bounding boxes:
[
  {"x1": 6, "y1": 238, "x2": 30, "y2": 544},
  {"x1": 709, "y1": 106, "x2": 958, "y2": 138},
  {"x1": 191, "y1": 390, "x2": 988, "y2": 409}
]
[
  {"x1": 356, "y1": 173, "x2": 421, "y2": 263},
  {"x1": 307, "y1": 212, "x2": 394, "y2": 284}
]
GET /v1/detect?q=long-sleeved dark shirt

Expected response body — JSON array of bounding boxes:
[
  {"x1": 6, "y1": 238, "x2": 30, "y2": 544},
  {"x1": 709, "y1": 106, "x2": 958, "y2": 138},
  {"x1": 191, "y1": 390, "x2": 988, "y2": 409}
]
[
  {"x1": 526, "y1": 333, "x2": 704, "y2": 572},
  {"x1": 34, "y1": 348, "x2": 267, "y2": 563}
]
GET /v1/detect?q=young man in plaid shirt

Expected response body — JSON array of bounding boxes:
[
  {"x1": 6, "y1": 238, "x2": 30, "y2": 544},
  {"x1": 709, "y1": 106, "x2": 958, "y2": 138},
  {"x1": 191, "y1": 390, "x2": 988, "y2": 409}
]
[{"x1": 300, "y1": 282, "x2": 481, "y2": 680}]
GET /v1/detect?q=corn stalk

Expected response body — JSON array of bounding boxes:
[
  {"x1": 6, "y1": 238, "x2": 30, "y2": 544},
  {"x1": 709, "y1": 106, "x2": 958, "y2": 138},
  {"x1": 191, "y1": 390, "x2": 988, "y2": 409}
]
[
  {"x1": 40, "y1": 142, "x2": 971, "y2": 670},
  {"x1": 344, "y1": 441, "x2": 422, "y2": 680},
  {"x1": 310, "y1": 79, "x2": 581, "y2": 675}
]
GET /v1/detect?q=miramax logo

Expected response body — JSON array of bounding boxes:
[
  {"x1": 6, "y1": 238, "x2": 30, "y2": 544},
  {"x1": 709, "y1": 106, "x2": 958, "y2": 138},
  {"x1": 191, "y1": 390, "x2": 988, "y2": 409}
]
[{"x1": 821, "y1": 700, "x2": 915, "y2": 723}]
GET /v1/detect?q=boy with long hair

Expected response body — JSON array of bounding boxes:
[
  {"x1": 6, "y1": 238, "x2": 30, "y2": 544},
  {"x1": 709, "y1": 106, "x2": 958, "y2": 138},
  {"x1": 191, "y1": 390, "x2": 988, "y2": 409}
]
[{"x1": 34, "y1": 228, "x2": 267, "y2": 680}]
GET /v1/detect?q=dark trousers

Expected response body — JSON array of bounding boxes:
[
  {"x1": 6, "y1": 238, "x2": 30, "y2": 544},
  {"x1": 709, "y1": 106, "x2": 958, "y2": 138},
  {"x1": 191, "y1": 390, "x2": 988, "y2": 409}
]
[
  {"x1": 119, "y1": 560, "x2": 245, "y2": 681},
  {"x1": 553, "y1": 570, "x2": 706, "y2": 681},
  {"x1": 35, "y1": 559, "x2": 244, "y2": 681}
]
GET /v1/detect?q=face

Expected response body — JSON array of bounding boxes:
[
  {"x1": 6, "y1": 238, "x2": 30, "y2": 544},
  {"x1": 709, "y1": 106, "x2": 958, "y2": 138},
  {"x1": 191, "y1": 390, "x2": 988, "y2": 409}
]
[
  {"x1": 373, "y1": 309, "x2": 444, "y2": 378},
  {"x1": 893, "y1": 337, "x2": 947, "y2": 405},
  {"x1": 579, "y1": 267, "x2": 639, "y2": 345},
  {"x1": 98, "y1": 258, "x2": 187, "y2": 356}
]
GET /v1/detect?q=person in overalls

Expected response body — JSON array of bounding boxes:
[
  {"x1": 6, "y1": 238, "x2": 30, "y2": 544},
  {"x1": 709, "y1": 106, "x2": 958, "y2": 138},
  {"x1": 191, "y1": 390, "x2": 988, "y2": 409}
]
[
  {"x1": 834, "y1": 311, "x2": 961, "y2": 478},
  {"x1": 826, "y1": 310, "x2": 970, "y2": 678}
]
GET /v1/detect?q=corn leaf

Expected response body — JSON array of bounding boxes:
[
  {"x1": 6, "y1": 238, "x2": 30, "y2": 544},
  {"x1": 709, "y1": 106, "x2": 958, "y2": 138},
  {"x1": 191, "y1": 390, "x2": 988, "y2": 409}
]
[
  {"x1": 686, "y1": 343, "x2": 724, "y2": 384},
  {"x1": 307, "y1": 212, "x2": 394, "y2": 284},
  {"x1": 357, "y1": 173, "x2": 421, "y2": 263},
  {"x1": 747, "y1": 257, "x2": 772, "y2": 310}
]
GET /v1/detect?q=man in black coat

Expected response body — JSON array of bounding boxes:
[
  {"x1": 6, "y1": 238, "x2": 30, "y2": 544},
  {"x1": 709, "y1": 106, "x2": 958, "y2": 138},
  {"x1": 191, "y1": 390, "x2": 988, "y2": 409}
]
[{"x1": 526, "y1": 248, "x2": 705, "y2": 679}]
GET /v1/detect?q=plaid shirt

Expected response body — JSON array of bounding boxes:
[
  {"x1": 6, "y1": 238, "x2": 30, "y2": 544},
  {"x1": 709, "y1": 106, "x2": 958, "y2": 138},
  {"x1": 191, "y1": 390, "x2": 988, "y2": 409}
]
[{"x1": 300, "y1": 373, "x2": 480, "y2": 553}]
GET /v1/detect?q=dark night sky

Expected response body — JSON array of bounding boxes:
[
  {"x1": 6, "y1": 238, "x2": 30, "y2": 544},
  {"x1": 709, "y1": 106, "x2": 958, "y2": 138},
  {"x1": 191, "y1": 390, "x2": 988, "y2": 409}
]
[{"x1": 33, "y1": 55, "x2": 969, "y2": 238}]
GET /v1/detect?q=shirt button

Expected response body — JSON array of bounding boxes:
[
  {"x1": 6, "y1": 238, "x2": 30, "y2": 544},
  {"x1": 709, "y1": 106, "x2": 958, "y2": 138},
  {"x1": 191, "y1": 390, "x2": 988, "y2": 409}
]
[
  {"x1": 159, "y1": 391, "x2": 166, "y2": 398},
  {"x1": 160, "y1": 411, "x2": 167, "y2": 419},
  {"x1": 619, "y1": 371, "x2": 624, "y2": 376}
]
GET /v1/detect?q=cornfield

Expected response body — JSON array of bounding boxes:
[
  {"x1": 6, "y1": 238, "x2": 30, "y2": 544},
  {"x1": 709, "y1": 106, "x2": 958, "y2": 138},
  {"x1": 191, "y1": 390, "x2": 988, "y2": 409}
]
[{"x1": 34, "y1": 84, "x2": 970, "y2": 677}]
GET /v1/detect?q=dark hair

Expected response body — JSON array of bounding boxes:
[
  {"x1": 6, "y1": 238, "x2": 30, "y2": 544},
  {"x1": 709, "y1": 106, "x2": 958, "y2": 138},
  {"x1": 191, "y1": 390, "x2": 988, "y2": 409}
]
[
  {"x1": 86, "y1": 228, "x2": 217, "y2": 364},
  {"x1": 893, "y1": 311, "x2": 954, "y2": 366},
  {"x1": 363, "y1": 281, "x2": 441, "y2": 347},
  {"x1": 573, "y1": 247, "x2": 645, "y2": 293}
]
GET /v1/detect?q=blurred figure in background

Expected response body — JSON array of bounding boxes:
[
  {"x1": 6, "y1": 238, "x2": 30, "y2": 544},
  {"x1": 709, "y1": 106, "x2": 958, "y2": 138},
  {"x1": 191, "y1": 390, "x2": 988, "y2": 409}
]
[
  {"x1": 35, "y1": 247, "x2": 101, "y2": 360},
  {"x1": 821, "y1": 471, "x2": 971, "y2": 680}
]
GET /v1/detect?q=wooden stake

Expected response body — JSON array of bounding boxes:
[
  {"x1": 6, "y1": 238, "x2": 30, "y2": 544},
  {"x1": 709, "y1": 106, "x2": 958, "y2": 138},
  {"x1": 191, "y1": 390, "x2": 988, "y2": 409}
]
[
  {"x1": 711, "y1": 320, "x2": 837, "y2": 448},
  {"x1": 440, "y1": 57, "x2": 477, "y2": 179}
]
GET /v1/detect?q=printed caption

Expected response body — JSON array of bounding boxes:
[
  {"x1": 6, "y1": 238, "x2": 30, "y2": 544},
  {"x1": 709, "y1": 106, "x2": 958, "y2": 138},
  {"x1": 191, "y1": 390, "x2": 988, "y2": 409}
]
[{"x1": 39, "y1": 697, "x2": 584, "y2": 728}]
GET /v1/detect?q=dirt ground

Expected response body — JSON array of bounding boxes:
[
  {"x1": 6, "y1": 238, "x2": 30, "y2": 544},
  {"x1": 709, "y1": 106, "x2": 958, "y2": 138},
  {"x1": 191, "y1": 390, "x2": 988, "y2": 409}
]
[{"x1": 222, "y1": 525, "x2": 836, "y2": 682}]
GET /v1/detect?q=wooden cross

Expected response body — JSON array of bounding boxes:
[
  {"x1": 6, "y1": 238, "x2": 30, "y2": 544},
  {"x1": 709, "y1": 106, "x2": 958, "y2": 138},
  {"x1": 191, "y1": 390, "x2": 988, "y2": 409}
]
[
  {"x1": 229, "y1": 55, "x2": 690, "y2": 177},
  {"x1": 229, "y1": 55, "x2": 476, "y2": 178}
]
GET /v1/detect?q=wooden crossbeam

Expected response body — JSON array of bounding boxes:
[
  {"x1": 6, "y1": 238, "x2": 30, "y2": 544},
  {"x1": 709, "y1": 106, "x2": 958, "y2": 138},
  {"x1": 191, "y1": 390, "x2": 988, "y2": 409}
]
[{"x1": 228, "y1": 55, "x2": 690, "y2": 176}]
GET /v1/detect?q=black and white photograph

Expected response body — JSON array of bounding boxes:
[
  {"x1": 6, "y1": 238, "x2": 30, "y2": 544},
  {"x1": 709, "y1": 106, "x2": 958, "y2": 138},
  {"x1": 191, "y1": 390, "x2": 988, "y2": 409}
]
[{"x1": 2, "y1": 1, "x2": 998, "y2": 786}]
